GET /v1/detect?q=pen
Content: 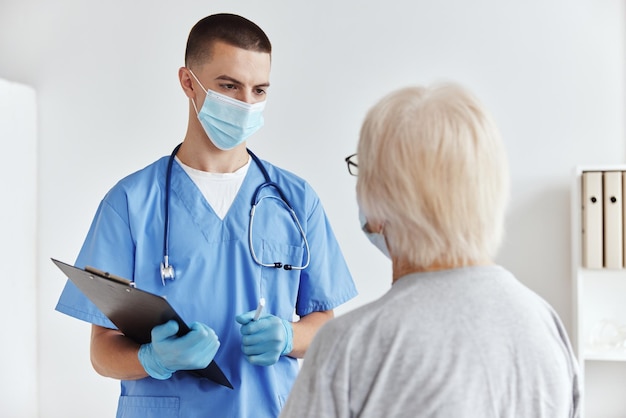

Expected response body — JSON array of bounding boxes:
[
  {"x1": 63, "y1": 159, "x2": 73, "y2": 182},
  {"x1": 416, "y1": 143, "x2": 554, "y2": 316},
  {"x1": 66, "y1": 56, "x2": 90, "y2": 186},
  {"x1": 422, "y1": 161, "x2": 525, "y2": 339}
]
[{"x1": 253, "y1": 297, "x2": 266, "y2": 321}]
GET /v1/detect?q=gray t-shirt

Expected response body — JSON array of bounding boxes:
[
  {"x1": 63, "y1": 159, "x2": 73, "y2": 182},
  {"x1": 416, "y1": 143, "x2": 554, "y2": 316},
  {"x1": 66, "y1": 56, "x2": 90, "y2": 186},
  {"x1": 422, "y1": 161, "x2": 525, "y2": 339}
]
[{"x1": 280, "y1": 265, "x2": 580, "y2": 418}]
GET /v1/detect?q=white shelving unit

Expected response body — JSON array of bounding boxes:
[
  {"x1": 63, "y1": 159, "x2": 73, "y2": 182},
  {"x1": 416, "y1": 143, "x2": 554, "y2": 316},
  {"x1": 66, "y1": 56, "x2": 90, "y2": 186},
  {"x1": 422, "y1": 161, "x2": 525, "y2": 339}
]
[{"x1": 573, "y1": 166, "x2": 626, "y2": 418}]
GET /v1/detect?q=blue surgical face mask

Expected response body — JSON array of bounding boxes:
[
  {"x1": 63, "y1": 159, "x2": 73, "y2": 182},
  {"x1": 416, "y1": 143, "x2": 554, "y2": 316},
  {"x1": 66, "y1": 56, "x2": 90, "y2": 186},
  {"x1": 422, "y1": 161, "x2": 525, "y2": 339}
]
[
  {"x1": 189, "y1": 70, "x2": 266, "y2": 150},
  {"x1": 359, "y1": 207, "x2": 391, "y2": 259}
]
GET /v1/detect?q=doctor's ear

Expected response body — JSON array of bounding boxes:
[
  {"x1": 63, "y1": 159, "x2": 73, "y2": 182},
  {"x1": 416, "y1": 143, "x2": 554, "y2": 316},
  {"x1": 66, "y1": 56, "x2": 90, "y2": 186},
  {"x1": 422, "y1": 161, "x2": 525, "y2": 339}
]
[{"x1": 178, "y1": 67, "x2": 197, "y2": 99}]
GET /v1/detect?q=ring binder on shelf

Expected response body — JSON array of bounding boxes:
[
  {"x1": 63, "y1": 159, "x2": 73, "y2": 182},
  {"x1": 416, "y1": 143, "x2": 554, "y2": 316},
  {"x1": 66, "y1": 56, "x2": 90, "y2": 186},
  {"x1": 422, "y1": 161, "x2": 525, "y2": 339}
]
[
  {"x1": 603, "y1": 171, "x2": 623, "y2": 269},
  {"x1": 582, "y1": 171, "x2": 603, "y2": 269}
]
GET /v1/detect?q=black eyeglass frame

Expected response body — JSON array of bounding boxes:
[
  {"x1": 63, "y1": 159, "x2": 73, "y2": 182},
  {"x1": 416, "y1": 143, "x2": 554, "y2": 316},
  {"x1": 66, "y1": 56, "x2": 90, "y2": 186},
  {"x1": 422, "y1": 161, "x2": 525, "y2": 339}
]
[{"x1": 345, "y1": 153, "x2": 358, "y2": 176}]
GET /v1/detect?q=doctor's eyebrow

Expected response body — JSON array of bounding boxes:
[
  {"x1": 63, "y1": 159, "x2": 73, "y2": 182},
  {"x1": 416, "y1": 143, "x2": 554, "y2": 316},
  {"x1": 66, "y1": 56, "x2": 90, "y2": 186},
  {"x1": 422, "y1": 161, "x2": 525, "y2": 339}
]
[{"x1": 215, "y1": 74, "x2": 270, "y2": 90}]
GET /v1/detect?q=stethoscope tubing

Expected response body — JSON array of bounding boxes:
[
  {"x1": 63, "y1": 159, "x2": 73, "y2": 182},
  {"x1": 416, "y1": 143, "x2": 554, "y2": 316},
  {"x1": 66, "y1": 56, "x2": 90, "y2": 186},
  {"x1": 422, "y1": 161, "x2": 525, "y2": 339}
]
[{"x1": 161, "y1": 143, "x2": 310, "y2": 283}]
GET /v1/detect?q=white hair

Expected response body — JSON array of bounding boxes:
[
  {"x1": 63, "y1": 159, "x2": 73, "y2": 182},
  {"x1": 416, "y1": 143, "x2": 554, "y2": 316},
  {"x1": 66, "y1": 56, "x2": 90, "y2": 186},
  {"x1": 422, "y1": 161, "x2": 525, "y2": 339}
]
[{"x1": 356, "y1": 83, "x2": 509, "y2": 268}]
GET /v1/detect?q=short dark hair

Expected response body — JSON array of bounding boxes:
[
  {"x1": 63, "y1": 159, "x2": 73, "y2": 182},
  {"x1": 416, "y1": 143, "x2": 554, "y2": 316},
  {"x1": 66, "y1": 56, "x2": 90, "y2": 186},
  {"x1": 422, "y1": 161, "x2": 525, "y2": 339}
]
[{"x1": 185, "y1": 13, "x2": 272, "y2": 67}]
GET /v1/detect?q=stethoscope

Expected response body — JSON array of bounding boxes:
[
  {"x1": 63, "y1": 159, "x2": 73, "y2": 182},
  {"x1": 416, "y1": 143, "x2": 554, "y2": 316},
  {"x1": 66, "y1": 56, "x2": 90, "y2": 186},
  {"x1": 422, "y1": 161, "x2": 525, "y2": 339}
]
[{"x1": 160, "y1": 143, "x2": 311, "y2": 285}]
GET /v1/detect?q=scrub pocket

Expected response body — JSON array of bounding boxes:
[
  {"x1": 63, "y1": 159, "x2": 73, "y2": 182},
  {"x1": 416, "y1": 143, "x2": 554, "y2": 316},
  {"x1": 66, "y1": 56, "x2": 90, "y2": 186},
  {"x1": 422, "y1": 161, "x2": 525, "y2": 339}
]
[
  {"x1": 117, "y1": 396, "x2": 179, "y2": 418},
  {"x1": 259, "y1": 242, "x2": 304, "y2": 315}
]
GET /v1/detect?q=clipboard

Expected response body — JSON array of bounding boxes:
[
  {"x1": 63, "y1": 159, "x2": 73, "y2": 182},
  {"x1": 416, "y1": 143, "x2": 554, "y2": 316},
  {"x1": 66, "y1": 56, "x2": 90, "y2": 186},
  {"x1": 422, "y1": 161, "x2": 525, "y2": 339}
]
[{"x1": 52, "y1": 258, "x2": 233, "y2": 389}]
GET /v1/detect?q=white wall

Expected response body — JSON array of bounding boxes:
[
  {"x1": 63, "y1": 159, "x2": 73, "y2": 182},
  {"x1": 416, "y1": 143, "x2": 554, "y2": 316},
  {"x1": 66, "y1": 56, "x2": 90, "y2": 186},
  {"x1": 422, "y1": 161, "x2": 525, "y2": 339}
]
[
  {"x1": 0, "y1": 0, "x2": 623, "y2": 416},
  {"x1": 0, "y1": 79, "x2": 38, "y2": 417}
]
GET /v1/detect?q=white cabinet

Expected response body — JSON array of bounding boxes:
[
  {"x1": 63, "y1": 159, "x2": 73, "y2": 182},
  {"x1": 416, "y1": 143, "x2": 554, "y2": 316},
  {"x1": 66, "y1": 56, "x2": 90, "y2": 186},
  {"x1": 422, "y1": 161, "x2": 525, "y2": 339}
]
[
  {"x1": 573, "y1": 166, "x2": 626, "y2": 418},
  {"x1": 0, "y1": 79, "x2": 38, "y2": 417}
]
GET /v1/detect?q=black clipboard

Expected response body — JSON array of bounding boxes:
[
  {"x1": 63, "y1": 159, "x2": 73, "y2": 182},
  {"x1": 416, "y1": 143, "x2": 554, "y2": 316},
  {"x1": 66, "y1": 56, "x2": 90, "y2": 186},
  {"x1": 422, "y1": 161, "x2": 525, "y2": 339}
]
[{"x1": 52, "y1": 258, "x2": 233, "y2": 389}]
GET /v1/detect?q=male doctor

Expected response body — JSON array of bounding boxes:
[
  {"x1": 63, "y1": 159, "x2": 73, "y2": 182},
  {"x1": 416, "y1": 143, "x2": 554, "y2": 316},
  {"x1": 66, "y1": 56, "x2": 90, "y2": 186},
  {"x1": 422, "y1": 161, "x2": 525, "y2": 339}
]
[{"x1": 56, "y1": 13, "x2": 357, "y2": 418}]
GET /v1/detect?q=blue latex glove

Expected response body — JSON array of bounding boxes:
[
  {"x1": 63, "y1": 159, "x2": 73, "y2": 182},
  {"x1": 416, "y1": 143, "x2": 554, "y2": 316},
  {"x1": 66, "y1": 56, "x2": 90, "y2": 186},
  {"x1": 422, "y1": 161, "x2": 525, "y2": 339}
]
[
  {"x1": 138, "y1": 320, "x2": 220, "y2": 380},
  {"x1": 235, "y1": 311, "x2": 293, "y2": 366}
]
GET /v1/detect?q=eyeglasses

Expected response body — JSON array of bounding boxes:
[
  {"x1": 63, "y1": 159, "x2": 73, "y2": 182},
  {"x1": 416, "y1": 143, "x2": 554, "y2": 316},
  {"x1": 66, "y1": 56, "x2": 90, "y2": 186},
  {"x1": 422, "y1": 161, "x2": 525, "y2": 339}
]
[{"x1": 345, "y1": 153, "x2": 358, "y2": 176}]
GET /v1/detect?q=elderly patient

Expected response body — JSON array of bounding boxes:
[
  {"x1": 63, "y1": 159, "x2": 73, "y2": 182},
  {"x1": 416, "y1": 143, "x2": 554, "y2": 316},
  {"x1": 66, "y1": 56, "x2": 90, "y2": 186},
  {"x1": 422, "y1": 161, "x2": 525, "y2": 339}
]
[{"x1": 280, "y1": 83, "x2": 580, "y2": 418}]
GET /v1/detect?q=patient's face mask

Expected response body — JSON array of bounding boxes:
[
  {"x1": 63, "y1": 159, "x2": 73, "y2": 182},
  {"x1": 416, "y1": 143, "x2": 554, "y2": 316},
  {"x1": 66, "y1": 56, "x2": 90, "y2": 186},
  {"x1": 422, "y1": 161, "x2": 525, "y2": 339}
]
[
  {"x1": 359, "y1": 208, "x2": 390, "y2": 259},
  {"x1": 189, "y1": 70, "x2": 266, "y2": 150}
]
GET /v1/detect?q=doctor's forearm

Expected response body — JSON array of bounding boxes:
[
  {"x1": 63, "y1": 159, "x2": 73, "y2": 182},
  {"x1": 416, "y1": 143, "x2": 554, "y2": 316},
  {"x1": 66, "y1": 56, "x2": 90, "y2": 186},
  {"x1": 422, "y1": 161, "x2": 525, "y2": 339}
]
[
  {"x1": 289, "y1": 310, "x2": 334, "y2": 358},
  {"x1": 90, "y1": 325, "x2": 149, "y2": 380}
]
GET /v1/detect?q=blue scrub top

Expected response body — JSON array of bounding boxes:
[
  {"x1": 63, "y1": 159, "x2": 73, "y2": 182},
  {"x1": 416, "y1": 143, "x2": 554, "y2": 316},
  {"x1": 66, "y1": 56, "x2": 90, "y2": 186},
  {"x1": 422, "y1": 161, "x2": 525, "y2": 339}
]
[{"x1": 56, "y1": 153, "x2": 357, "y2": 418}]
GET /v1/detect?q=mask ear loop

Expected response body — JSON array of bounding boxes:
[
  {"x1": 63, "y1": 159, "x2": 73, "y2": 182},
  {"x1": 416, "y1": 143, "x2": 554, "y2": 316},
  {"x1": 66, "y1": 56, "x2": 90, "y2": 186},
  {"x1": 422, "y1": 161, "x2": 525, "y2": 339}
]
[
  {"x1": 188, "y1": 69, "x2": 209, "y2": 93},
  {"x1": 188, "y1": 69, "x2": 207, "y2": 117},
  {"x1": 191, "y1": 97, "x2": 200, "y2": 115}
]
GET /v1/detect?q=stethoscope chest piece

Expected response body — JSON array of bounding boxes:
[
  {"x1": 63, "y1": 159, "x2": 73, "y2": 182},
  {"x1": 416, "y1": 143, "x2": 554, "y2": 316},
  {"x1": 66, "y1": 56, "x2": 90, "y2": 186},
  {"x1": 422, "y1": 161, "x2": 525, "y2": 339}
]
[{"x1": 160, "y1": 256, "x2": 175, "y2": 286}]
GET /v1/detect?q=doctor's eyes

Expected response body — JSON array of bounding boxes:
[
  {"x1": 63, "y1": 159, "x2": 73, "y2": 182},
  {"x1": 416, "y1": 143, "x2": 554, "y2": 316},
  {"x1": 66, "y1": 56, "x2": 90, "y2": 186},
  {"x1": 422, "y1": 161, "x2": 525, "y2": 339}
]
[
  {"x1": 219, "y1": 84, "x2": 267, "y2": 97},
  {"x1": 219, "y1": 83, "x2": 237, "y2": 92}
]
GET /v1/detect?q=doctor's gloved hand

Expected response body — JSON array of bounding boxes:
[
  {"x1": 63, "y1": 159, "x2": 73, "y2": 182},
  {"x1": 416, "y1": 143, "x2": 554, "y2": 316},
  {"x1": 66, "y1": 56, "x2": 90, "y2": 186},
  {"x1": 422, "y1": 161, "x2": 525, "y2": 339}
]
[
  {"x1": 138, "y1": 320, "x2": 220, "y2": 380},
  {"x1": 235, "y1": 311, "x2": 293, "y2": 366}
]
